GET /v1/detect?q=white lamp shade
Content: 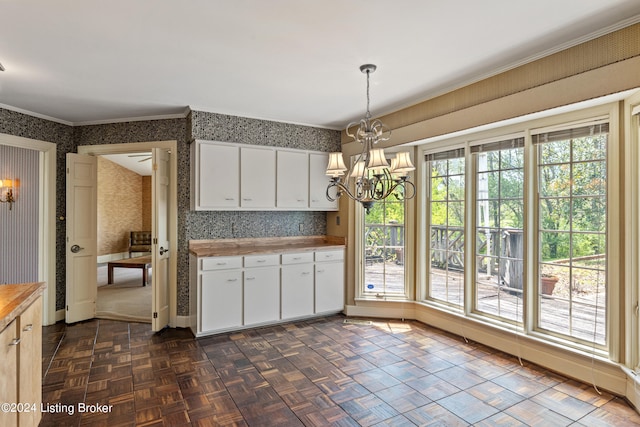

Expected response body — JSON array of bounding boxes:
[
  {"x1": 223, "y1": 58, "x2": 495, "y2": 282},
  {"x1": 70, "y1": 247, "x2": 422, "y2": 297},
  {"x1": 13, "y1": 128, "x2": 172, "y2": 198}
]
[
  {"x1": 326, "y1": 152, "x2": 347, "y2": 177},
  {"x1": 390, "y1": 152, "x2": 415, "y2": 175},
  {"x1": 350, "y1": 160, "x2": 366, "y2": 178},
  {"x1": 367, "y1": 148, "x2": 389, "y2": 172}
]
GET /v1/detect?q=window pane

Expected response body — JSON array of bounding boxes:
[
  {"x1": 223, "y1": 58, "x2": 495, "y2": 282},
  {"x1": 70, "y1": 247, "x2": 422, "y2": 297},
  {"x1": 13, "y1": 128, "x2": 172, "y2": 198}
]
[
  {"x1": 500, "y1": 170, "x2": 524, "y2": 198},
  {"x1": 539, "y1": 140, "x2": 570, "y2": 164},
  {"x1": 540, "y1": 231, "x2": 570, "y2": 262},
  {"x1": 428, "y1": 153, "x2": 465, "y2": 307},
  {"x1": 473, "y1": 145, "x2": 524, "y2": 323},
  {"x1": 539, "y1": 198, "x2": 571, "y2": 231},
  {"x1": 573, "y1": 135, "x2": 606, "y2": 161},
  {"x1": 539, "y1": 164, "x2": 570, "y2": 197},
  {"x1": 500, "y1": 147, "x2": 524, "y2": 169},
  {"x1": 572, "y1": 161, "x2": 606, "y2": 196},
  {"x1": 537, "y1": 129, "x2": 608, "y2": 347},
  {"x1": 448, "y1": 202, "x2": 465, "y2": 227},
  {"x1": 573, "y1": 196, "x2": 606, "y2": 232},
  {"x1": 363, "y1": 193, "x2": 406, "y2": 297}
]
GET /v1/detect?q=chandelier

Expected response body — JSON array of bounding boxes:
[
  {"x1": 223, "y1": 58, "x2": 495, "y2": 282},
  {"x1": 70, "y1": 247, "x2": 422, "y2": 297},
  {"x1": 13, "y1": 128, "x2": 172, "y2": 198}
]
[{"x1": 325, "y1": 64, "x2": 415, "y2": 213}]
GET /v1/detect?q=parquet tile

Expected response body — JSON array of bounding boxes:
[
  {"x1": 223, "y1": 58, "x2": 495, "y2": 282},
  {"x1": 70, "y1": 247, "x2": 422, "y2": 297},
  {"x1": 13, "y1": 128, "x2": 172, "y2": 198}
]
[{"x1": 40, "y1": 315, "x2": 640, "y2": 426}]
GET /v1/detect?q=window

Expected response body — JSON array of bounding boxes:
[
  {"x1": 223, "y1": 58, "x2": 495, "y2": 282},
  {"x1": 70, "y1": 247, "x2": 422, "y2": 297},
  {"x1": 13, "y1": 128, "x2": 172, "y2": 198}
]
[
  {"x1": 427, "y1": 149, "x2": 465, "y2": 307},
  {"x1": 472, "y1": 138, "x2": 525, "y2": 322},
  {"x1": 362, "y1": 184, "x2": 407, "y2": 298},
  {"x1": 420, "y1": 114, "x2": 613, "y2": 353},
  {"x1": 534, "y1": 122, "x2": 608, "y2": 346}
]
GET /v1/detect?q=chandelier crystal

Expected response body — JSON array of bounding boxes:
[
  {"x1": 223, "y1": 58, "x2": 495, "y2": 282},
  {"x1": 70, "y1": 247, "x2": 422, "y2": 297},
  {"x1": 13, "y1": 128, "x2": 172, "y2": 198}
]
[{"x1": 326, "y1": 64, "x2": 415, "y2": 213}]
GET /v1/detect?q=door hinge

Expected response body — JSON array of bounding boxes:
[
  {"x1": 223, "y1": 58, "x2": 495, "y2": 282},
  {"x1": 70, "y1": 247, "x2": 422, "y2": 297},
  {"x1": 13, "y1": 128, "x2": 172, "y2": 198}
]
[
  {"x1": 153, "y1": 163, "x2": 158, "y2": 171},
  {"x1": 153, "y1": 312, "x2": 158, "y2": 319},
  {"x1": 153, "y1": 237, "x2": 158, "y2": 244},
  {"x1": 66, "y1": 305, "x2": 69, "y2": 311}
]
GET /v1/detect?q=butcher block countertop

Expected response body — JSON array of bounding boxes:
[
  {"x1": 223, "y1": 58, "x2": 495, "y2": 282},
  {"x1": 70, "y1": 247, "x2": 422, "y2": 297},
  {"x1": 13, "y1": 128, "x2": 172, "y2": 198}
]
[
  {"x1": 0, "y1": 282, "x2": 45, "y2": 331},
  {"x1": 190, "y1": 235, "x2": 346, "y2": 257}
]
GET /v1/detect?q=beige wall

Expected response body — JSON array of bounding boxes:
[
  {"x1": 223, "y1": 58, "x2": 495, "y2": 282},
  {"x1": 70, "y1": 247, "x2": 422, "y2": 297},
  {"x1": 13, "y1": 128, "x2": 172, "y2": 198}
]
[
  {"x1": 97, "y1": 157, "x2": 150, "y2": 256},
  {"x1": 142, "y1": 176, "x2": 152, "y2": 231}
]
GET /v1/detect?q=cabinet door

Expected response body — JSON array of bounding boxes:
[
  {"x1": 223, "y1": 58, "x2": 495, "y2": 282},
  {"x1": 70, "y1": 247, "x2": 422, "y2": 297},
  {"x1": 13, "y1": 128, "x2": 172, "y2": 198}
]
[
  {"x1": 244, "y1": 266, "x2": 280, "y2": 325},
  {"x1": 200, "y1": 270, "x2": 243, "y2": 332},
  {"x1": 315, "y1": 261, "x2": 345, "y2": 313},
  {"x1": 309, "y1": 153, "x2": 339, "y2": 210},
  {"x1": 197, "y1": 142, "x2": 240, "y2": 209},
  {"x1": 241, "y1": 147, "x2": 276, "y2": 208},
  {"x1": 281, "y1": 263, "x2": 314, "y2": 319},
  {"x1": 0, "y1": 320, "x2": 18, "y2": 427},
  {"x1": 18, "y1": 298, "x2": 42, "y2": 427},
  {"x1": 277, "y1": 150, "x2": 309, "y2": 208}
]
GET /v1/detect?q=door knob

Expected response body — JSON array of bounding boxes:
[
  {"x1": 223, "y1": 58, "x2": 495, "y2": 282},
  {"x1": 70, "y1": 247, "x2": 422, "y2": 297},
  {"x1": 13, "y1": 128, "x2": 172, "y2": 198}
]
[
  {"x1": 159, "y1": 246, "x2": 169, "y2": 255},
  {"x1": 70, "y1": 244, "x2": 84, "y2": 253}
]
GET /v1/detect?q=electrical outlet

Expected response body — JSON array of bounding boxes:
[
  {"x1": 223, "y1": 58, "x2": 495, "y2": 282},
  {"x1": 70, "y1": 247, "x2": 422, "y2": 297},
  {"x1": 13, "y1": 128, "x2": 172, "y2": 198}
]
[
  {"x1": 299, "y1": 223, "x2": 304, "y2": 232},
  {"x1": 336, "y1": 216, "x2": 341, "y2": 226}
]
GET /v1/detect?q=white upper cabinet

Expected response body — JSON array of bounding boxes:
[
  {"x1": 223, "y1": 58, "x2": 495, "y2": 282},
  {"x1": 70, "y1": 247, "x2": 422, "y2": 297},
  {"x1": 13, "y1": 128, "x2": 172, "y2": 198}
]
[
  {"x1": 309, "y1": 152, "x2": 338, "y2": 210},
  {"x1": 277, "y1": 150, "x2": 309, "y2": 209},
  {"x1": 241, "y1": 146, "x2": 276, "y2": 208},
  {"x1": 191, "y1": 140, "x2": 338, "y2": 211},
  {"x1": 192, "y1": 141, "x2": 239, "y2": 210}
]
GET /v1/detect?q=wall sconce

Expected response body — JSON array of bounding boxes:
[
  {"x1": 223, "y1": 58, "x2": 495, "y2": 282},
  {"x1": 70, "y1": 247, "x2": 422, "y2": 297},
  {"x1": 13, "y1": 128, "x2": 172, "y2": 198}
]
[{"x1": 0, "y1": 179, "x2": 16, "y2": 210}]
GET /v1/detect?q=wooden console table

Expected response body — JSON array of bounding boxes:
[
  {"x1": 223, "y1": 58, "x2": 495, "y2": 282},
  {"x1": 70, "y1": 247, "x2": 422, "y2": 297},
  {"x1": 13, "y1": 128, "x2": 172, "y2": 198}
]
[{"x1": 108, "y1": 256, "x2": 151, "y2": 286}]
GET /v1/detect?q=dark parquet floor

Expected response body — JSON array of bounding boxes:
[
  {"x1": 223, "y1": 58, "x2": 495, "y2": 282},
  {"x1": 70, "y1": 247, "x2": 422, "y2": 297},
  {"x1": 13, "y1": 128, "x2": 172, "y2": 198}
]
[{"x1": 40, "y1": 315, "x2": 640, "y2": 426}]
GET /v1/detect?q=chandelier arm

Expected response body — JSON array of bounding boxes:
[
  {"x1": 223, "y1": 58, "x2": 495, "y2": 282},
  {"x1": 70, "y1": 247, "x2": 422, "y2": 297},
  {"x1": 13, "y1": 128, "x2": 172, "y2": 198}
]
[{"x1": 327, "y1": 179, "x2": 359, "y2": 202}]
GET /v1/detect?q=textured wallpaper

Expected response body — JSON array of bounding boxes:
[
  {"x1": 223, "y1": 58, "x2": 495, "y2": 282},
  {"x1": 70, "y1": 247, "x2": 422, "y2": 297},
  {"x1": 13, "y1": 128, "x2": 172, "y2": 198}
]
[{"x1": 97, "y1": 156, "x2": 145, "y2": 256}]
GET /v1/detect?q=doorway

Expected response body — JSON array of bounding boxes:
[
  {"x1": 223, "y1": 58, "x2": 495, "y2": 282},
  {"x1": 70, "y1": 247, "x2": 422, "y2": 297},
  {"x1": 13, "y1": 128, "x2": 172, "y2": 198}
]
[
  {"x1": 96, "y1": 151, "x2": 153, "y2": 322},
  {"x1": 75, "y1": 141, "x2": 177, "y2": 329}
]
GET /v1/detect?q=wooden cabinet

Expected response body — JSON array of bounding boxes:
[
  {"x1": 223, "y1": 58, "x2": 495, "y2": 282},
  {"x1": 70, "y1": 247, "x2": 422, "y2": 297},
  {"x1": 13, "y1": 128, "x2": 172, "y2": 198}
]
[
  {"x1": 0, "y1": 294, "x2": 42, "y2": 427},
  {"x1": 315, "y1": 250, "x2": 345, "y2": 313},
  {"x1": 17, "y1": 298, "x2": 42, "y2": 427},
  {"x1": 277, "y1": 150, "x2": 309, "y2": 208},
  {"x1": 241, "y1": 147, "x2": 276, "y2": 208},
  {"x1": 191, "y1": 140, "x2": 337, "y2": 211},
  {"x1": 309, "y1": 152, "x2": 338, "y2": 210},
  {"x1": 0, "y1": 319, "x2": 18, "y2": 427}
]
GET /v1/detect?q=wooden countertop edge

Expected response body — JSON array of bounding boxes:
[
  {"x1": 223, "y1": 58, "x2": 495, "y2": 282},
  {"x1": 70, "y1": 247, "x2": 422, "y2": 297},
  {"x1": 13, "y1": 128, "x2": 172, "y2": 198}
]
[
  {"x1": 0, "y1": 282, "x2": 46, "y2": 332},
  {"x1": 189, "y1": 235, "x2": 346, "y2": 257}
]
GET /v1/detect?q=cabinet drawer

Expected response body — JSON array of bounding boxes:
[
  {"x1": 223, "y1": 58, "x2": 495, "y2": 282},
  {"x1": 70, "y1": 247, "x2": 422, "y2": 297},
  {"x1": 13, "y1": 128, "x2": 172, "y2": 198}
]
[
  {"x1": 201, "y1": 256, "x2": 243, "y2": 271},
  {"x1": 244, "y1": 254, "x2": 280, "y2": 268},
  {"x1": 281, "y1": 252, "x2": 314, "y2": 265},
  {"x1": 315, "y1": 249, "x2": 344, "y2": 262}
]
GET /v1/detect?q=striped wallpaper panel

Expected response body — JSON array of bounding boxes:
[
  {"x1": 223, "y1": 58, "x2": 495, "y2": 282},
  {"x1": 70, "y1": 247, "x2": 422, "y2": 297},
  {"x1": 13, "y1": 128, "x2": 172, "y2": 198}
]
[{"x1": 0, "y1": 144, "x2": 39, "y2": 284}]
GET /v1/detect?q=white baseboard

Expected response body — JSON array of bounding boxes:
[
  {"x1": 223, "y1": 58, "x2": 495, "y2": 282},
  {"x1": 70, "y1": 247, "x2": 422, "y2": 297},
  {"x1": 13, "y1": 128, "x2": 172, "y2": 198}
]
[
  {"x1": 175, "y1": 315, "x2": 191, "y2": 329},
  {"x1": 97, "y1": 252, "x2": 130, "y2": 264},
  {"x1": 55, "y1": 309, "x2": 65, "y2": 322}
]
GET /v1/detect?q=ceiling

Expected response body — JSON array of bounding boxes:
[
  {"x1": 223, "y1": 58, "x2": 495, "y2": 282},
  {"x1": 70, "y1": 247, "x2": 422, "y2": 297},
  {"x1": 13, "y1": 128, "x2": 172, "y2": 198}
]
[
  {"x1": 1, "y1": 1, "x2": 640, "y2": 129},
  {"x1": 101, "y1": 152, "x2": 152, "y2": 176}
]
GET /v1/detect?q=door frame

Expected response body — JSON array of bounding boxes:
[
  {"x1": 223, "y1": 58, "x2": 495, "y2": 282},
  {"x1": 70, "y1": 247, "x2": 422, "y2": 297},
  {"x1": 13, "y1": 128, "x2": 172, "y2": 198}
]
[
  {"x1": 78, "y1": 140, "x2": 178, "y2": 327},
  {"x1": 0, "y1": 133, "x2": 57, "y2": 326}
]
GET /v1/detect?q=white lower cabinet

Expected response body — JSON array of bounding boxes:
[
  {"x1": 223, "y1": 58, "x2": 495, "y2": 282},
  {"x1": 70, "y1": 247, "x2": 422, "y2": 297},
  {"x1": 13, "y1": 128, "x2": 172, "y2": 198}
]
[
  {"x1": 244, "y1": 266, "x2": 280, "y2": 325},
  {"x1": 315, "y1": 249, "x2": 345, "y2": 313},
  {"x1": 191, "y1": 248, "x2": 344, "y2": 337},
  {"x1": 201, "y1": 269, "x2": 243, "y2": 333},
  {"x1": 281, "y1": 262, "x2": 315, "y2": 320}
]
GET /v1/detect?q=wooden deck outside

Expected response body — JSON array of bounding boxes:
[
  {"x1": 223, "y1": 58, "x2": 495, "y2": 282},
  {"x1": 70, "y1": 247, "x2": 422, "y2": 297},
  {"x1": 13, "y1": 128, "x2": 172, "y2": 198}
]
[{"x1": 364, "y1": 261, "x2": 606, "y2": 344}]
